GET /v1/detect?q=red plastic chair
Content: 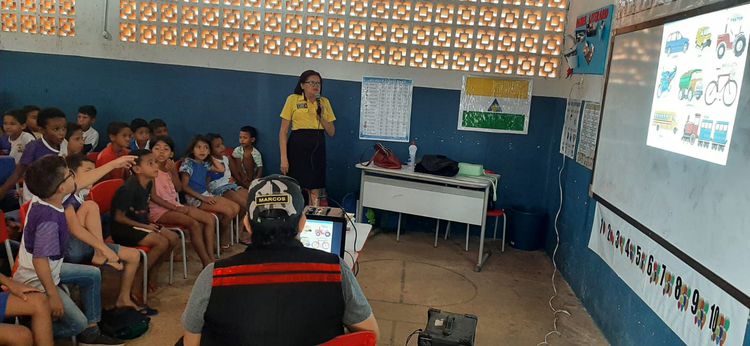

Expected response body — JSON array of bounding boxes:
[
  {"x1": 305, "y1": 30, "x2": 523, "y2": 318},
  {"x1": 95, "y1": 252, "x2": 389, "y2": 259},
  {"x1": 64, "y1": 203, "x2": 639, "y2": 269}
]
[
  {"x1": 0, "y1": 210, "x2": 14, "y2": 270},
  {"x1": 86, "y1": 152, "x2": 99, "y2": 162},
  {"x1": 321, "y1": 331, "x2": 377, "y2": 346},
  {"x1": 88, "y1": 179, "x2": 124, "y2": 214}
]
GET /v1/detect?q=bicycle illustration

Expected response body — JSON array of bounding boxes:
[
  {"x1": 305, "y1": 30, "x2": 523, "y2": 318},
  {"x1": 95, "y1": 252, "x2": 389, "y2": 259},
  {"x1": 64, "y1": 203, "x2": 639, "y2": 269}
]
[{"x1": 704, "y1": 73, "x2": 738, "y2": 106}]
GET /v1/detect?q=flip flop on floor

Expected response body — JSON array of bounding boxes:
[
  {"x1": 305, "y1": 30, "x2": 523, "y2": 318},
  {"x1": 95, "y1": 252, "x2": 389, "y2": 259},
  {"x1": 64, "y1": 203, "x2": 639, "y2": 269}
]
[{"x1": 136, "y1": 305, "x2": 159, "y2": 316}]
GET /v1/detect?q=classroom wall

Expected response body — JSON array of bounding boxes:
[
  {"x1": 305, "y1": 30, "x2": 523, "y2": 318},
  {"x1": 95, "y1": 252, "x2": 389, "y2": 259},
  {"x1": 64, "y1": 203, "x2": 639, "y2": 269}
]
[
  {"x1": 0, "y1": 50, "x2": 561, "y2": 211},
  {"x1": 2, "y1": 50, "x2": 747, "y2": 346}
]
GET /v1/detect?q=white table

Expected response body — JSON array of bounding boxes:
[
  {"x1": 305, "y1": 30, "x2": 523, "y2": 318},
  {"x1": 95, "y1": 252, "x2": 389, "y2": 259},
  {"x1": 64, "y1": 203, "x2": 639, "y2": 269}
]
[
  {"x1": 355, "y1": 163, "x2": 494, "y2": 271},
  {"x1": 343, "y1": 221, "x2": 372, "y2": 268}
]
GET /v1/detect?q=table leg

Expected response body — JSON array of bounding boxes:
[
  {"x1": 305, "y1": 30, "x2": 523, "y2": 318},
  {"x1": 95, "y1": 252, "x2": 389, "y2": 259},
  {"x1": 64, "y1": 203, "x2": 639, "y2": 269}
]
[
  {"x1": 356, "y1": 171, "x2": 365, "y2": 223},
  {"x1": 396, "y1": 212, "x2": 402, "y2": 242},
  {"x1": 475, "y1": 186, "x2": 492, "y2": 272}
]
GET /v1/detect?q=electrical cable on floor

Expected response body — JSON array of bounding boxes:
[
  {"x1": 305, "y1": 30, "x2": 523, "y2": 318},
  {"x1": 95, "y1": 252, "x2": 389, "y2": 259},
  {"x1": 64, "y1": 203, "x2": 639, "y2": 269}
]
[
  {"x1": 326, "y1": 197, "x2": 360, "y2": 276},
  {"x1": 537, "y1": 153, "x2": 572, "y2": 346},
  {"x1": 404, "y1": 328, "x2": 423, "y2": 346}
]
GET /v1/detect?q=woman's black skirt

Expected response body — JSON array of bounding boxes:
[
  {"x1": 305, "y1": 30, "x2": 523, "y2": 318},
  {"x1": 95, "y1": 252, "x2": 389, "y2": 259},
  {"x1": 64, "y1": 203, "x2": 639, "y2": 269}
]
[{"x1": 287, "y1": 129, "x2": 326, "y2": 189}]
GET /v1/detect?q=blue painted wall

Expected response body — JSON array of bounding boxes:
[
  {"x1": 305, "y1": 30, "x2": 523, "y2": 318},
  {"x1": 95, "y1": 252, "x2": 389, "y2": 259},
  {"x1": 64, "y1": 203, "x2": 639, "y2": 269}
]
[{"x1": 1, "y1": 50, "x2": 746, "y2": 345}]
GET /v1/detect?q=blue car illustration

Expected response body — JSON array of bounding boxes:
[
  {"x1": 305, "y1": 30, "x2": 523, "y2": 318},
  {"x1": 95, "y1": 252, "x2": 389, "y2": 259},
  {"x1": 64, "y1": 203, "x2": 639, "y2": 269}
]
[{"x1": 665, "y1": 31, "x2": 689, "y2": 54}]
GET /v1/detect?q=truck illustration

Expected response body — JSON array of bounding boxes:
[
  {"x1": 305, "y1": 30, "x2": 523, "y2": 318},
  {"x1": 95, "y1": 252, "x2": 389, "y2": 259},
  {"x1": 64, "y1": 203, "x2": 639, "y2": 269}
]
[
  {"x1": 695, "y1": 26, "x2": 712, "y2": 50},
  {"x1": 678, "y1": 69, "x2": 703, "y2": 101}
]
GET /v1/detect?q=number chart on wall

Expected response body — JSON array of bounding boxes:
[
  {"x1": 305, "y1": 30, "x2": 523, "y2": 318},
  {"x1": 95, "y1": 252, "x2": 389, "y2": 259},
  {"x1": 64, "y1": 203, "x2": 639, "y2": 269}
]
[{"x1": 646, "y1": 3, "x2": 750, "y2": 165}]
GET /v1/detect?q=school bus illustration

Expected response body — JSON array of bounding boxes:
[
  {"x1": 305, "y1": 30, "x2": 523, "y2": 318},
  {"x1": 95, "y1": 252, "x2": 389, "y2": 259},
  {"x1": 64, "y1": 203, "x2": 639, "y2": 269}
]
[{"x1": 652, "y1": 111, "x2": 678, "y2": 134}]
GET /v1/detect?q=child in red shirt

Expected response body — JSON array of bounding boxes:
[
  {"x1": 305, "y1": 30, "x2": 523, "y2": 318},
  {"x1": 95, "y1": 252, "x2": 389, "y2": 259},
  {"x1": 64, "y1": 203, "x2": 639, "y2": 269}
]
[{"x1": 96, "y1": 122, "x2": 132, "y2": 180}]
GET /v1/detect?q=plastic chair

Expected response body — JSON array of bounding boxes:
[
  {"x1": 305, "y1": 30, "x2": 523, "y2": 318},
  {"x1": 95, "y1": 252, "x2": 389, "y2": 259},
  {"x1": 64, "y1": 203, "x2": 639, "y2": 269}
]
[
  {"x1": 90, "y1": 179, "x2": 186, "y2": 303},
  {"x1": 441, "y1": 210, "x2": 506, "y2": 252},
  {"x1": 86, "y1": 152, "x2": 99, "y2": 162},
  {"x1": 321, "y1": 331, "x2": 377, "y2": 346},
  {"x1": 0, "y1": 156, "x2": 15, "y2": 183},
  {"x1": 0, "y1": 210, "x2": 14, "y2": 270}
]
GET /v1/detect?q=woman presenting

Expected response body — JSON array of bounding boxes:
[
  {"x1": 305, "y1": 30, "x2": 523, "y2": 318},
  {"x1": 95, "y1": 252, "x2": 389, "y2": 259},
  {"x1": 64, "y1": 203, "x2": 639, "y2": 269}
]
[{"x1": 279, "y1": 70, "x2": 336, "y2": 205}]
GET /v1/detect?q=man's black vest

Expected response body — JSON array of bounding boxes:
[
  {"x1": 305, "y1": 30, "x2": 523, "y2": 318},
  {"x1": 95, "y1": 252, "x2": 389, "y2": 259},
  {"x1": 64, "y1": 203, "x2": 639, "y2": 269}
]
[{"x1": 201, "y1": 241, "x2": 345, "y2": 346}]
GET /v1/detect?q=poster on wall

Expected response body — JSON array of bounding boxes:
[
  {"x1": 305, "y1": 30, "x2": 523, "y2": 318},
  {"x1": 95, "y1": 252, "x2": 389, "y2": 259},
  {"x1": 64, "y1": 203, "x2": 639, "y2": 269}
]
[
  {"x1": 646, "y1": 3, "x2": 750, "y2": 165},
  {"x1": 457, "y1": 75, "x2": 532, "y2": 135},
  {"x1": 588, "y1": 203, "x2": 748, "y2": 346},
  {"x1": 573, "y1": 5, "x2": 614, "y2": 75},
  {"x1": 576, "y1": 101, "x2": 601, "y2": 169},
  {"x1": 359, "y1": 77, "x2": 413, "y2": 142},
  {"x1": 560, "y1": 99, "x2": 583, "y2": 158}
]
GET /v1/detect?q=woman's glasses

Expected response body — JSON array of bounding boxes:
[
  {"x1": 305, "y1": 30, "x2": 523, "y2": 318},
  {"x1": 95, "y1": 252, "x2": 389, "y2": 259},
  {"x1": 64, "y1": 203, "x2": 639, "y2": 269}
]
[{"x1": 304, "y1": 81, "x2": 321, "y2": 87}]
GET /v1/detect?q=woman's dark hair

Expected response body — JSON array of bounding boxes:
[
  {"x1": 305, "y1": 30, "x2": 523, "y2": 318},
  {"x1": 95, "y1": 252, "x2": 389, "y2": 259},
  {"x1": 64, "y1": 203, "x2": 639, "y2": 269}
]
[
  {"x1": 151, "y1": 136, "x2": 175, "y2": 152},
  {"x1": 65, "y1": 122, "x2": 82, "y2": 140},
  {"x1": 26, "y1": 156, "x2": 67, "y2": 199},
  {"x1": 185, "y1": 135, "x2": 211, "y2": 159},
  {"x1": 65, "y1": 153, "x2": 94, "y2": 171},
  {"x1": 293, "y1": 70, "x2": 323, "y2": 97}
]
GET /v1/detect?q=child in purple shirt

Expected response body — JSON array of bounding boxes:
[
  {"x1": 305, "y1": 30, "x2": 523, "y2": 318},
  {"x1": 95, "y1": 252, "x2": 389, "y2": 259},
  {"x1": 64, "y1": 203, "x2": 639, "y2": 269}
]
[
  {"x1": 13, "y1": 155, "x2": 133, "y2": 344},
  {"x1": 0, "y1": 108, "x2": 67, "y2": 203}
]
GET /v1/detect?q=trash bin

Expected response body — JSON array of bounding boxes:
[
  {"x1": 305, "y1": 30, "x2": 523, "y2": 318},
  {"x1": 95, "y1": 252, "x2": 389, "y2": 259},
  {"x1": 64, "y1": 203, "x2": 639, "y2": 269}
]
[{"x1": 508, "y1": 206, "x2": 547, "y2": 251}]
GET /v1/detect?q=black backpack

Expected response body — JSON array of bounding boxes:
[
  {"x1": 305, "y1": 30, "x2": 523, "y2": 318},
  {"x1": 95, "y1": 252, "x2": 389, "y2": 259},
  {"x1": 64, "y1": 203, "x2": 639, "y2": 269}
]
[
  {"x1": 415, "y1": 155, "x2": 459, "y2": 177},
  {"x1": 100, "y1": 308, "x2": 150, "y2": 340}
]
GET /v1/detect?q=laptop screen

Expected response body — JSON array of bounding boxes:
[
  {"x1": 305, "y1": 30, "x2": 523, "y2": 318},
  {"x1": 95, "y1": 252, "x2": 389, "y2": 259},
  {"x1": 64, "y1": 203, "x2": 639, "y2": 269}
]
[{"x1": 300, "y1": 217, "x2": 345, "y2": 258}]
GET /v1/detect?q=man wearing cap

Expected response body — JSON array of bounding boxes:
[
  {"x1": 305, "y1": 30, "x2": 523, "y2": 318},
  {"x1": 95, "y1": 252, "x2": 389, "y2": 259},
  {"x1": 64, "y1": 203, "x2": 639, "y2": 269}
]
[{"x1": 180, "y1": 175, "x2": 379, "y2": 345}]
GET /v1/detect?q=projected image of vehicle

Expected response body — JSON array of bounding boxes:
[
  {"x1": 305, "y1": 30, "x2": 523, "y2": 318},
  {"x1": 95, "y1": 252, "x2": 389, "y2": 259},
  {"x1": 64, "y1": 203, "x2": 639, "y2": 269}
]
[
  {"x1": 704, "y1": 72, "x2": 738, "y2": 106},
  {"x1": 678, "y1": 69, "x2": 703, "y2": 100},
  {"x1": 652, "y1": 111, "x2": 678, "y2": 134},
  {"x1": 695, "y1": 27, "x2": 712, "y2": 50},
  {"x1": 716, "y1": 14, "x2": 746, "y2": 59},
  {"x1": 682, "y1": 113, "x2": 701, "y2": 145},
  {"x1": 665, "y1": 31, "x2": 689, "y2": 54},
  {"x1": 657, "y1": 66, "x2": 677, "y2": 97},
  {"x1": 697, "y1": 119, "x2": 729, "y2": 151}
]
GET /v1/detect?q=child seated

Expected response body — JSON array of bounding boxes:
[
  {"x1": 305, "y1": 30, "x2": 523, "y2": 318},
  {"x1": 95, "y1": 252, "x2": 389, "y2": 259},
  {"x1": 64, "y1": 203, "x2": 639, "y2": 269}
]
[
  {"x1": 180, "y1": 136, "x2": 239, "y2": 249},
  {"x1": 60, "y1": 122, "x2": 84, "y2": 157},
  {"x1": 231, "y1": 126, "x2": 263, "y2": 188},
  {"x1": 0, "y1": 273, "x2": 53, "y2": 346},
  {"x1": 129, "y1": 118, "x2": 151, "y2": 151},
  {"x1": 207, "y1": 133, "x2": 248, "y2": 229},
  {"x1": 21, "y1": 105, "x2": 41, "y2": 139},
  {"x1": 0, "y1": 108, "x2": 68, "y2": 203},
  {"x1": 77, "y1": 105, "x2": 99, "y2": 153},
  {"x1": 1, "y1": 109, "x2": 36, "y2": 163},
  {"x1": 111, "y1": 149, "x2": 179, "y2": 292},
  {"x1": 150, "y1": 136, "x2": 216, "y2": 267},
  {"x1": 13, "y1": 155, "x2": 125, "y2": 344},
  {"x1": 64, "y1": 154, "x2": 148, "y2": 313},
  {"x1": 96, "y1": 122, "x2": 132, "y2": 180}
]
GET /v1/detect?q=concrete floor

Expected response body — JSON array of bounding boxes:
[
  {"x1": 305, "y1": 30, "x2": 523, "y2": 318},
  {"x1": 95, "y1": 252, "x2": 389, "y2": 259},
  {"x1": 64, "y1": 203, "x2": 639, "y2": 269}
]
[{"x1": 90, "y1": 231, "x2": 608, "y2": 345}]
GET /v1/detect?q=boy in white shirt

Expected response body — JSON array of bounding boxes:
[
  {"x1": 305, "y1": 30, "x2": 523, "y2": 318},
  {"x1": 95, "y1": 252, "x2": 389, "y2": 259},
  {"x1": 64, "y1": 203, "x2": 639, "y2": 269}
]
[
  {"x1": 77, "y1": 105, "x2": 99, "y2": 153},
  {"x1": 1, "y1": 109, "x2": 36, "y2": 163}
]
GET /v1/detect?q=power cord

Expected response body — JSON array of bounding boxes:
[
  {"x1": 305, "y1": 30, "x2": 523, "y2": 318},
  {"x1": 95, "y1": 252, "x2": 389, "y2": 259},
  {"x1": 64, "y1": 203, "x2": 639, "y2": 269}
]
[
  {"x1": 537, "y1": 154, "x2": 571, "y2": 345},
  {"x1": 326, "y1": 197, "x2": 360, "y2": 276},
  {"x1": 404, "y1": 328, "x2": 423, "y2": 345}
]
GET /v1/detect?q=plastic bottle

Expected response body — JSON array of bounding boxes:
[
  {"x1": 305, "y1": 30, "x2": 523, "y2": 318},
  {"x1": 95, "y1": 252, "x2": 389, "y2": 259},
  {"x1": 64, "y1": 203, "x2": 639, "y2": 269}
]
[{"x1": 408, "y1": 141, "x2": 417, "y2": 167}]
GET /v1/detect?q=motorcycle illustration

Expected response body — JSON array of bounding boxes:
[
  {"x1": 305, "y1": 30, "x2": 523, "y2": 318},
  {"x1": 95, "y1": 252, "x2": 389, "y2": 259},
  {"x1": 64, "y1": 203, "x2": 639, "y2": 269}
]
[{"x1": 657, "y1": 66, "x2": 677, "y2": 97}]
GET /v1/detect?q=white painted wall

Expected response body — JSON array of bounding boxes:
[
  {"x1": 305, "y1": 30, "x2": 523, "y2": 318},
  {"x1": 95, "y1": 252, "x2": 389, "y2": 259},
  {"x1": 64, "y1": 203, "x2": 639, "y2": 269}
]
[{"x1": 0, "y1": 0, "x2": 614, "y2": 102}]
